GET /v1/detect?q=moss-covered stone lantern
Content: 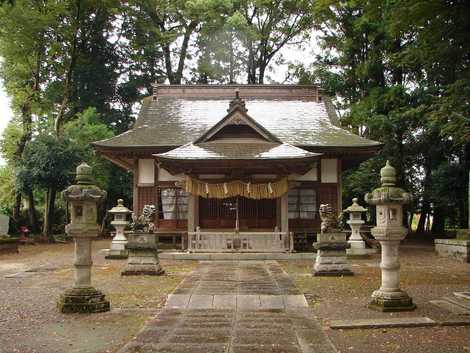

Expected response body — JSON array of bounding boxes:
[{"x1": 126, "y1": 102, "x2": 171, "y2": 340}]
[
  {"x1": 365, "y1": 161, "x2": 415, "y2": 311},
  {"x1": 57, "y1": 162, "x2": 110, "y2": 313},
  {"x1": 105, "y1": 199, "x2": 132, "y2": 259}
]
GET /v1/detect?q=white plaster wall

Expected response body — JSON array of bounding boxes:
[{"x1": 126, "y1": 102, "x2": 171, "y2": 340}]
[
  {"x1": 288, "y1": 167, "x2": 318, "y2": 181},
  {"x1": 158, "y1": 167, "x2": 184, "y2": 181},
  {"x1": 138, "y1": 159, "x2": 155, "y2": 184},
  {"x1": 321, "y1": 159, "x2": 338, "y2": 183}
]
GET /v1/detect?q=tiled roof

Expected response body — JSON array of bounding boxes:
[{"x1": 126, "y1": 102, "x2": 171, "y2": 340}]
[
  {"x1": 156, "y1": 142, "x2": 320, "y2": 160},
  {"x1": 93, "y1": 85, "x2": 382, "y2": 150}
]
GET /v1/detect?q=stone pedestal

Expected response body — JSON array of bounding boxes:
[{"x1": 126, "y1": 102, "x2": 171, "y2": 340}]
[
  {"x1": 58, "y1": 163, "x2": 110, "y2": 314},
  {"x1": 435, "y1": 238, "x2": 470, "y2": 262},
  {"x1": 347, "y1": 220, "x2": 368, "y2": 257},
  {"x1": 313, "y1": 230, "x2": 353, "y2": 276},
  {"x1": 435, "y1": 229, "x2": 470, "y2": 262},
  {"x1": 369, "y1": 240, "x2": 415, "y2": 311},
  {"x1": 121, "y1": 232, "x2": 164, "y2": 276},
  {"x1": 106, "y1": 236, "x2": 128, "y2": 259}
]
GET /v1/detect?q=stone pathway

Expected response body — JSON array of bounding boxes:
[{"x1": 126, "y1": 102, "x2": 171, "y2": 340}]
[{"x1": 118, "y1": 261, "x2": 336, "y2": 353}]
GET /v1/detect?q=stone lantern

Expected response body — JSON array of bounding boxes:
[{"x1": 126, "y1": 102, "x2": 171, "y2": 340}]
[
  {"x1": 344, "y1": 198, "x2": 368, "y2": 256},
  {"x1": 105, "y1": 199, "x2": 132, "y2": 259},
  {"x1": 365, "y1": 160, "x2": 415, "y2": 311},
  {"x1": 57, "y1": 163, "x2": 110, "y2": 313}
]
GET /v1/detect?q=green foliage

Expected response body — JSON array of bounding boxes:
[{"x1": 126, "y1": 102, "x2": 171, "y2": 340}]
[
  {"x1": 63, "y1": 107, "x2": 132, "y2": 208},
  {"x1": 16, "y1": 135, "x2": 81, "y2": 193},
  {"x1": 0, "y1": 165, "x2": 16, "y2": 214},
  {"x1": 293, "y1": 0, "x2": 470, "y2": 232},
  {"x1": 0, "y1": 119, "x2": 22, "y2": 162}
]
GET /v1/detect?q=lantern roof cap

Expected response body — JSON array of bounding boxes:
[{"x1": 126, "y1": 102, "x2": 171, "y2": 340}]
[
  {"x1": 344, "y1": 198, "x2": 367, "y2": 213},
  {"x1": 108, "y1": 199, "x2": 132, "y2": 214},
  {"x1": 365, "y1": 161, "x2": 411, "y2": 206},
  {"x1": 380, "y1": 160, "x2": 396, "y2": 186},
  {"x1": 76, "y1": 162, "x2": 94, "y2": 185}
]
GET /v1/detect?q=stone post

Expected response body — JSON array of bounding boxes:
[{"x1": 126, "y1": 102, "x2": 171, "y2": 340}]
[
  {"x1": 365, "y1": 160, "x2": 415, "y2": 311},
  {"x1": 344, "y1": 198, "x2": 368, "y2": 256},
  {"x1": 58, "y1": 163, "x2": 110, "y2": 313},
  {"x1": 105, "y1": 199, "x2": 132, "y2": 259}
]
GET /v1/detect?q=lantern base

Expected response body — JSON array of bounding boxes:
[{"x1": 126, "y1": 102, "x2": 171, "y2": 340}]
[
  {"x1": 105, "y1": 249, "x2": 128, "y2": 259},
  {"x1": 369, "y1": 289, "x2": 416, "y2": 312},
  {"x1": 58, "y1": 287, "x2": 110, "y2": 314},
  {"x1": 121, "y1": 264, "x2": 165, "y2": 276}
]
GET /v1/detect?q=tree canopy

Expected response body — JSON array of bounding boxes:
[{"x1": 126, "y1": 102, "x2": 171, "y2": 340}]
[{"x1": 0, "y1": 0, "x2": 468, "y2": 237}]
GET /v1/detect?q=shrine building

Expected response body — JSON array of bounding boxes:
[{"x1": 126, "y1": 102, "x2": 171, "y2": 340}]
[{"x1": 92, "y1": 85, "x2": 381, "y2": 252}]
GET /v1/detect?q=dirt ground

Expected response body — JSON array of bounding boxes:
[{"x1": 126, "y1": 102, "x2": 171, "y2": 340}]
[
  {"x1": 1, "y1": 240, "x2": 470, "y2": 353},
  {"x1": 0, "y1": 240, "x2": 197, "y2": 353},
  {"x1": 281, "y1": 242, "x2": 470, "y2": 353}
]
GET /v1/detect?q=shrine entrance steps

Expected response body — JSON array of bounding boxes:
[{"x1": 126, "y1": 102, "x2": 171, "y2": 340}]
[{"x1": 118, "y1": 261, "x2": 337, "y2": 353}]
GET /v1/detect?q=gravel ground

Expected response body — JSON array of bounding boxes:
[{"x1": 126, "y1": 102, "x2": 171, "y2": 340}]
[
  {"x1": 280, "y1": 241, "x2": 470, "y2": 353},
  {"x1": 0, "y1": 240, "x2": 197, "y2": 353}
]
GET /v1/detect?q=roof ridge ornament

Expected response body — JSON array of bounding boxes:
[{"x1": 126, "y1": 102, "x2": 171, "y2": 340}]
[{"x1": 227, "y1": 88, "x2": 248, "y2": 113}]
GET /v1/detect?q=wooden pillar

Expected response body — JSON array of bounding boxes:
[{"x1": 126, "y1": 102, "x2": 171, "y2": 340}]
[
  {"x1": 281, "y1": 193, "x2": 289, "y2": 233},
  {"x1": 194, "y1": 196, "x2": 199, "y2": 228},
  {"x1": 132, "y1": 159, "x2": 138, "y2": 213},
  {"x1": 154, "y1": 161, "x2": 159, "y2": 229},
  {"x1": 276, "y1": 197, "x2": 282, "y2": 229},
  {"x1": 337, "y1": 158, "x2": 342, "y2": 214},
  {"x1": 188, "y1": 194, "x2": 196, "y2": 232}
]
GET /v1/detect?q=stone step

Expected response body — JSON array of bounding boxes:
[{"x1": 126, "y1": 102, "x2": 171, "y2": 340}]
[
  {"x1": 443, "y1": 296, "x2": 470, "y2": 311},
  {"x1": 430, "y1": 300, "x2": 470, "y2": 315},
  {"x1": 454, "y1": 291, "x2": 470, "y2": 301},
  {"x1": 330, "y1": 317, "x2": 436, "y2": 329}
]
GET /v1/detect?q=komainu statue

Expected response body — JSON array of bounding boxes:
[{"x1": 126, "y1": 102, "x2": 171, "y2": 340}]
[
  {"x1": 319, "y1": 203, "x2": 340, "y2": 233},
  {"x1": 314, "y1": 203, "x2": 353, "y2": 276},
  {"x1": 130, "y1": 205, "x2": 156, "y2": 233}
]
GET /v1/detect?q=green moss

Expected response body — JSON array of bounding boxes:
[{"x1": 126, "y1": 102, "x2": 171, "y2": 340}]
[
  {"x1": 58, "y1": 287, "x2": 110, "y2": 314},
  {"x1": 0, "y1": 237, "x2": 19, "y2": 244}
]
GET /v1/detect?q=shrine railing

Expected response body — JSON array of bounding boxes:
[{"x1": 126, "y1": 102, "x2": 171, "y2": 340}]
[{"x1": 187, "y1": 228, "x2": 294, "y2": 253}]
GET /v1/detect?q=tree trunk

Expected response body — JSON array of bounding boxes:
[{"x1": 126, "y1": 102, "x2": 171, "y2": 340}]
[
  {"x1": 12, "y1": 192, "x2": 21, "y2": 223},
  {"x1": 173, "y1": 21, "x2": 197, "y2": 85},
  {"x1": 247, "y1": 42, "x2": 256, "y2": 84},
  {"x1": 258, "y1": 62, "x2": 266, "y2": 84},
  {"x1": 54, "y1": 0, "x2": 81, "y2": 136},
  {"x1": 43, "y1": 187, "x2": 56, "y2": 241},
  {"x1": 26, "y1": 189, "x2": 38, "y2": 233},
  {"x1": 431, "y1": 206, "x2": 446, "y2": 235}
]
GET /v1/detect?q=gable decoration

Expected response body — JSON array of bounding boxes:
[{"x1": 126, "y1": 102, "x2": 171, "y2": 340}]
[{"x1": 184, "y1": 176, "x2": 289, "y2": 199}]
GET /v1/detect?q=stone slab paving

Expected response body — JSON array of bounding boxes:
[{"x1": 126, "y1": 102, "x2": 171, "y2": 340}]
[
  {"x1": 430, "y1": 300, "x2": 470, "y2": 315},
  {"x1": 118, "y1": 261, "x2": 336, "y2": 353},
  {"x1": 330, "y1": 317, "x2": 436, "y2": 329}
]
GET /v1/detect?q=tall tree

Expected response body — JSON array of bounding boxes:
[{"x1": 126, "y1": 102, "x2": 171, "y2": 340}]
[
  {"x1": 235, "y1": 0, "x2": 315, "y2": 83},
  {"x1": 294, "y1": 0, "x2": 470, "y2": 232},
  {"x1": 0, "y1": 0, "x2": 60, "y2": 230}
]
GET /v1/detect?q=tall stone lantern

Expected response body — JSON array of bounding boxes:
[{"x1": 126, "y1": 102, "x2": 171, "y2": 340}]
[
  {"x1": 344, "y1": 198, "x2": 368, "y2": 256},
  {"x1": 365, "y1": 161, "x2": 415, "y2": 311},
  {"x1": 105, "y1": 199, "x2": 132, "y2": 259},
  {"x1": 58, "y1": 163, "x2": 110, "y2": 313}
]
